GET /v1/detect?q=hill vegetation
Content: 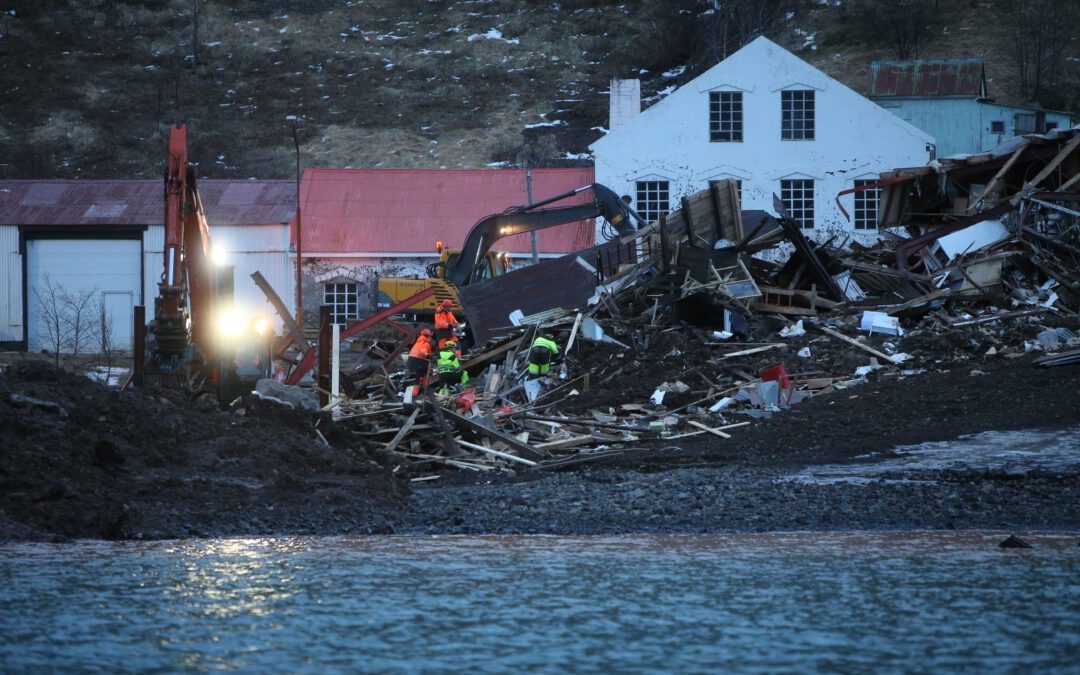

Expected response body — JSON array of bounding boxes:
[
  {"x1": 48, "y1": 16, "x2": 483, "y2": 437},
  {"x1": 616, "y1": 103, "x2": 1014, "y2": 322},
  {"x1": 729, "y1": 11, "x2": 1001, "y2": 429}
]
[{"x1": 0, "y1": 0, "x2": 1075, "y2": 180}]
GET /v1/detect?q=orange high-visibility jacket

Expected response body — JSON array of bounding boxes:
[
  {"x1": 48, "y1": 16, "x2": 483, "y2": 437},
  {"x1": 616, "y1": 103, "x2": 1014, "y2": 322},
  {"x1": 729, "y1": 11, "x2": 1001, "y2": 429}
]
[
  {"x1": 409, "y1": 336, "x2": 433, "y2": 359},
  {"x1": 434, "y1": 307, "x2": 458, "y2": 330}
]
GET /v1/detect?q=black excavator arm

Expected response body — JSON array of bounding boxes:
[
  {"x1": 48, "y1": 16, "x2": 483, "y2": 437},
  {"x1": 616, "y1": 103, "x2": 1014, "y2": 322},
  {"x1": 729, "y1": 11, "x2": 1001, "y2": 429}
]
[{"x1": 443, "y1": 183, "x2": 647, "y2": 287}]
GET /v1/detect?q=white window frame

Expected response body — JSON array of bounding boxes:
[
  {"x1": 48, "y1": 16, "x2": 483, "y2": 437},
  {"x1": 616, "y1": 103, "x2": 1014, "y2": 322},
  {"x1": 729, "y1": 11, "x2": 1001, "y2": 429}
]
[
  {"x1": 853, "y1": 178, "x2": 879, "y2": 231},
  {"x1": 323, "y1": 282, "x2": 359, "y2": 325},
  {"x1": 780, "y1": 178, "x2": 815, "y2": 229},
  {"x1": 709, "y1": 91, "x2": 743, "y2": 142},
  {"x1": 781, "y1": 90, "x2": 815, "y2": 141},
  {"x1": 635, "y1": 180, "x2": 670, "y2": 223}
]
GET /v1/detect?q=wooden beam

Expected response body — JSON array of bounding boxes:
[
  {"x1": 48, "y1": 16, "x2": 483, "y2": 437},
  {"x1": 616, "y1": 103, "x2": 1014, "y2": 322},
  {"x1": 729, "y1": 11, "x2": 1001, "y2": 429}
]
[
  {"x1": 382, "y1": 408, "x2": 420, "y2": 453},
  {"x1": 251, "y1": 270, "x2": 310, "y2": 352},
  {"x1": 687, "y1": 420, "x2": 732, "y2": 439},
  {"x1": 815, "y1": 325, "x2": 903, "y2": 364},
  {"x1": 968, "y1": 144, "x2": 1026, "y2": 213},
  {"x1": 455, "y1": 438, "x2": 539, "y2": 467},
  {"x1": 439, "y1": 404, "x2": 550, "y2": 460},
  {"x1": 1011, "y1": 133, "x2": 1080, "y2": 204}
]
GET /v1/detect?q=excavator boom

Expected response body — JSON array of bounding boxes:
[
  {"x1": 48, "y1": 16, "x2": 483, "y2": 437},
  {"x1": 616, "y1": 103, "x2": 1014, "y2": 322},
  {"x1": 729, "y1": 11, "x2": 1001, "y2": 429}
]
[{"x1": 444, "y1": 183, "x2": 646, "y2": 287}]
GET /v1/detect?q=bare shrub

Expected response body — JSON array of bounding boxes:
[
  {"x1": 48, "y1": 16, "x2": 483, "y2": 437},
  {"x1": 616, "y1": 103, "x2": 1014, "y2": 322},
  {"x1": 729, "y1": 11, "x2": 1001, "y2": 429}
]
[
  {"x1": 34, "y1": 274, "x2": 68, "y2": 368},
  {"x1": 850, "y1": 0, "x2": 939, "y2": 60},
  {"x1": 997, "y1": 0, "x2": 1079, "y2": 104}
]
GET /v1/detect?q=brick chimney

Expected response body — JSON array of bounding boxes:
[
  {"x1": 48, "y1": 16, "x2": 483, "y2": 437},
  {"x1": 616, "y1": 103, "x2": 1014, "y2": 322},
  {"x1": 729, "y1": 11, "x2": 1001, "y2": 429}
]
[{"x1": 609, "y1": 78, "x2": 640, "y2": 131}]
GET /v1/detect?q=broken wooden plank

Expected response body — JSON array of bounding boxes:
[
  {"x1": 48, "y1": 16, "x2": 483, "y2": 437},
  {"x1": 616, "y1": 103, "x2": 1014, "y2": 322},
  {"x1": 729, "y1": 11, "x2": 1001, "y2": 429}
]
[
  {"x1": 718, "y1": 344, "x2": 786, "y2": 359},
  {"x1": 666, "y1": 421, "x2": 751, "y2": 439},
  {"x1": 456, "y1": 438, "x2": 539, "y2": 467},
  {"x1": 815, "y1": 325, "x2": 903, "y2": 364},
  {"x1": 687, "y1": 420, "x2": 732, "y2": 439},
  {"x1": 383, "y1": 408, "x2": 420, "y2": 453},
  {"x1": 564, "y1": 312, "x2": 584, "y2": 354},
  {"x1": 439, "y1": 405, "x2": 550, "y2": 460}
]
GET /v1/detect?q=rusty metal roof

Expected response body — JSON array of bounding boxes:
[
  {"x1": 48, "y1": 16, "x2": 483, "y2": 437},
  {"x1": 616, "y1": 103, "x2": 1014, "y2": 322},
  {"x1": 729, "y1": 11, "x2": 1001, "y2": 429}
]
[
  {"x1": 297, "y1": 167, "x2": 597, "y2": 254},
  {"x1": 870, "y1": 60, "x2": 986, "y2": 98},
  {"x1": 0, "y1": 179, "x2": 295, "y2": 226}
]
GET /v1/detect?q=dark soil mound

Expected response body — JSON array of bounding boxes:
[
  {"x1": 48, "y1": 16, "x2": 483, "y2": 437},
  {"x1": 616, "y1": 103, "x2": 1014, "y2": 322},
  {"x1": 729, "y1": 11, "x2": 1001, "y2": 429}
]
[{"x1": 0, "y1": 362, "x2": 407, "y2": 542}]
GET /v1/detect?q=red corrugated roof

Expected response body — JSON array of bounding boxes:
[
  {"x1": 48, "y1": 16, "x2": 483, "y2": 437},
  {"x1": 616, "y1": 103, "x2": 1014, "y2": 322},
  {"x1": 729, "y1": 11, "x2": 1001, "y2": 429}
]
[
  {"x1": 870, "y1": 60, "x2": 986, "y2": 98},
  {"x1": 297, "y1": 167, "x2": 597, "y2": 254},
  {"x1": 0, "y1": 179, "x2": 295, "y2": 226}
]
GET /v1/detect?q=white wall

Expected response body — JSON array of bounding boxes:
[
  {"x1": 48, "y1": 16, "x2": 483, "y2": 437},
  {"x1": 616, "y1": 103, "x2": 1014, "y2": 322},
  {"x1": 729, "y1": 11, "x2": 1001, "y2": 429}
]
[
  {"x1": 0, "y1": 226, "x2": 22, "y2": 344},
  {"x1": 591, "y1": 37, "x2": 934, "y2": 246}
]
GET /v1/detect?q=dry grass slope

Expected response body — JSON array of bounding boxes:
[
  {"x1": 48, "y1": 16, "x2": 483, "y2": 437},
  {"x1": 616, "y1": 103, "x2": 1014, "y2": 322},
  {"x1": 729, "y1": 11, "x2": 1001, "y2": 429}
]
[{"x1": 0, "y1": 0, "x2": 1073, "y2": 180}]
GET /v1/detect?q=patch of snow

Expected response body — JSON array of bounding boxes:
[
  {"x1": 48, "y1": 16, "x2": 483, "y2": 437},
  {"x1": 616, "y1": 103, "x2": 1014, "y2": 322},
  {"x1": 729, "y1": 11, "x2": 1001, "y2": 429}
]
[
  {"x1": 591, "y1": 126, "x2": 608, "y2": 135},
  {"x1": 467, "y1": 28, "x2": 519, "y2": 44},
  {"x1": 524, "y1": 120, "x2": 567, "y2": 129},
  {"x1": 278, "y1": 27, "x2": 288, "y2": 34},
  {"x1": 486, "y1": 161, "x2": 511, "y2": 168},
  {"x1": 206, "y1": 41, "x2": 222, "y2": 47},
  {"x1": 661, "y1": 66, "x2": 686, "y2": 79},
  {"x1": 563, "y1": 152, "x2": 591, "y2": 160}
]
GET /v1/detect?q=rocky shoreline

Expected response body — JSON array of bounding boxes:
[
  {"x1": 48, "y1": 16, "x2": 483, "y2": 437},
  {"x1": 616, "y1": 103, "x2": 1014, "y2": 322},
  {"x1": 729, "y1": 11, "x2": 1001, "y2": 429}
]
[{"x1": 2, "y1": 356, "x2": 1077, "y2": 542}]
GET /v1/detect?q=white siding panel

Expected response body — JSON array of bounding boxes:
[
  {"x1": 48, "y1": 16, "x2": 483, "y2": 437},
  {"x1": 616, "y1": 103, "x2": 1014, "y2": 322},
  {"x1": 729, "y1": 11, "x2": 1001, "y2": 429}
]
[
  {"x1": 0, "y1": 226, "x2": 21, "y2": 342},
  {"x1": 26, "y1": 239, "x2": 141, "y2": 352},
  {"x1": 230, "y1": 251, "x2": 292, "y2": 333}
]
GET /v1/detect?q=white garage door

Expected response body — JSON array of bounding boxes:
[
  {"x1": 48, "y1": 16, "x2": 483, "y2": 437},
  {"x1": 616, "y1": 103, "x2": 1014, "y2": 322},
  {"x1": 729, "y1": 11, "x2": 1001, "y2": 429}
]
[{"x1": 26, "y1": 238, "x2": 142, "y2": 352}]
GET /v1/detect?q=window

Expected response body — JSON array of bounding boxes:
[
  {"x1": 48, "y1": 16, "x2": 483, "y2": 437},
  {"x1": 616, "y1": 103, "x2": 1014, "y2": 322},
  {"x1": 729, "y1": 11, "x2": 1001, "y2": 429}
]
[
  {"x1": 780, "y1": 179, "x2": 815, "y2": 229},
  {"x1": 853, "y1": 179, "x2": 879, "y2": 230},
  {"x1": 324, "y1": 282, "x2": 358, "y2": 324},
  {"x1": 635, "y1": 180, "x2": 670, "y2": 223},
  {"x1": 990, "y1": 120, "x2": 1005, "y2": 134},
  {"x1": 709, "y1": 91, "x2": 743, "y2": 142},
  {"x1": 781, "y1": 90, "x2": 815, "y2": 140}
]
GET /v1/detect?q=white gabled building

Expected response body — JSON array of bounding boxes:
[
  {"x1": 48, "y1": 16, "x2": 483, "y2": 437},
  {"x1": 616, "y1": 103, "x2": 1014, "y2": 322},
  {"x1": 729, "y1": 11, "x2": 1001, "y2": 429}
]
[{"x1": 590, "y1": 36, "x2": 935, "y2": 244}]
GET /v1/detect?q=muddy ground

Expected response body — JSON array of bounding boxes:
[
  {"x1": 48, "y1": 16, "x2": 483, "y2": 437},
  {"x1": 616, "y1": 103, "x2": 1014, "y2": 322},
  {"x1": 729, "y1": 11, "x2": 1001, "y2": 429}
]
[{"x1": 2, "y1": 338, "x2": 1078, "y2": 542}]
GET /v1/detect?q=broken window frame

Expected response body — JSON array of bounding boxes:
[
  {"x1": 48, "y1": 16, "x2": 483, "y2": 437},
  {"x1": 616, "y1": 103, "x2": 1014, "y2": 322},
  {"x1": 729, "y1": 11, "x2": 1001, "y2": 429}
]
[
  {"x1": 781, "y1": 90, "x2": 815, "y2": 141},
  {"x1": 991, "y1": 120, "x2": 1005, "y2": 134},
  {"x1": 853, "y1": 178, "x2": 880, "y2": 230},
  {"x1": 323, "y1": 282, "x2": 359, "y2": 325},
  {"x1": 636, "y1": 180, "x2": 670, "y2": 223},
  {"x1": 709, "y1": 91, "x2": 743, "y2": 142},
  {"x1": 780, "y1": 178, "x2": 815, "y2": 229}
]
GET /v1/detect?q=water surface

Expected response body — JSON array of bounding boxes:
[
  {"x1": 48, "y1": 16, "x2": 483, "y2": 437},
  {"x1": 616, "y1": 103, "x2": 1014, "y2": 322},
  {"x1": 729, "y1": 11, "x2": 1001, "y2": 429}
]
[{"x1": 1, "y1": 532, "x2": 1077, "y2": 672}]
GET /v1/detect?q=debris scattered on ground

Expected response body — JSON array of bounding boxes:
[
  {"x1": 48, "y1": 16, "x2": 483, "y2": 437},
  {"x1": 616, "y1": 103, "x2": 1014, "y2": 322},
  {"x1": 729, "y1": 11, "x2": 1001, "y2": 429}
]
[{"x1": 287, "y1": 131, "x2": 1078, "y2": 481}]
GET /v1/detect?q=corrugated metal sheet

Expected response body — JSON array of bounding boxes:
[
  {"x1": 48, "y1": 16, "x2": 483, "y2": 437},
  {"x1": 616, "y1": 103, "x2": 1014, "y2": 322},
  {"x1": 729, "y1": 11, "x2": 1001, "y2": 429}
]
[
  {"x1": 0, "y1": 179, "x2": 295, "y2": 226},
  {"x1": 298, "y1": 167, "x2": 597, "y2": 254},
  {"x1": 460, "y1": 252, "x2": 599, "y2": 346},
  {"x1": 870, "y1": 60, "x2": 985, "y2": 98},
  {"x1": 1, "y1": 228, "x2": 21, "y2": 343}
]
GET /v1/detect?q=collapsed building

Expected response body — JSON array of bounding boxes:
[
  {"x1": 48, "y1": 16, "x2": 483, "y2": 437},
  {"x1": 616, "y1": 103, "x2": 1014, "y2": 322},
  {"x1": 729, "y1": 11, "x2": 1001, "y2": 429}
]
[{"x1": 266, "y1": 127, "x2": 1078, "y2": 478}]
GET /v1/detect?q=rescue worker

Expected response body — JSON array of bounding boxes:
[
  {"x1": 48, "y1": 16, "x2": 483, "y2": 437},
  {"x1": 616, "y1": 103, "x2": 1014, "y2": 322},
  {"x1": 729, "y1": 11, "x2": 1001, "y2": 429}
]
[
  {"x1": 434, "y1": 298, "x2": 459, "y2": 350},
  {"x1": 434, "y1": 338, "x2": 469, "y2": 395},
  {"x1": 527, "y1": 332, "x2": 559, "y2": 380},
  {"x1": 405, "y1": 328, "x2": 435, "y2": 396}
]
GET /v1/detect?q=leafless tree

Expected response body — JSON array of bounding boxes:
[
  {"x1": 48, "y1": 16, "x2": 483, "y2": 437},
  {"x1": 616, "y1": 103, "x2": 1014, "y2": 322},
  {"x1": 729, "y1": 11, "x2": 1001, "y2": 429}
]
[
  {"x1": 63, "y1": 287, "x2": 98, "y2": 364},
  {"x1": 851, "y1": 0, "x2": 938, "y2": 60},
  {"x1": 34, "y1": 274, "x2": 68, "y2": 368},
  {"x1": 692, "y1": 0, "x2": 792, "y2": 66},
  {"x1": 999, "y1": 0, "x2": 1078, "y2": 103},
  {"x1": 95, "y1": 294, "x2": 117, "y2": 384}
]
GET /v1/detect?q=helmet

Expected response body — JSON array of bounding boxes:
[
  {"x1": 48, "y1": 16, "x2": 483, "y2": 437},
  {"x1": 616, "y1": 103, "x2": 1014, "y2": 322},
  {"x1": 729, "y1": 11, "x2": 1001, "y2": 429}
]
[
  {"x1": 444, "y1": 338, "x2": 457, "y2": 348},
  {"x1": 440, "y1": 299, "x2": 454, "y2": 308},
  {"x1": 541, "y1": 332, "x2": 555, "y2": 341},
  {"x1": 420, "y1": 328, "x2": 433, "y2": 338}
]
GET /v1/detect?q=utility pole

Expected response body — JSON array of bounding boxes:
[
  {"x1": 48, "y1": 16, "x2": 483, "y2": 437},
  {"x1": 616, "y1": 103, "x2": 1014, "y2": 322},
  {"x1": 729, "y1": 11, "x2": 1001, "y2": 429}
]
[
  {"x1": 526, "y1": 166, "x2": 539, "y2": 265},
  {"x1": 287, "y1": 116, "x2": 303, "y2": 328}
]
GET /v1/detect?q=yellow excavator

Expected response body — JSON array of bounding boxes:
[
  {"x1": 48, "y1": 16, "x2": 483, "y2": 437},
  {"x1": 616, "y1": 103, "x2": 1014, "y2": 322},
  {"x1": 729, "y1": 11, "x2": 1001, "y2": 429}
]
[{"x1": 372, "y1": 183, "x2": 645, "y2": 321}]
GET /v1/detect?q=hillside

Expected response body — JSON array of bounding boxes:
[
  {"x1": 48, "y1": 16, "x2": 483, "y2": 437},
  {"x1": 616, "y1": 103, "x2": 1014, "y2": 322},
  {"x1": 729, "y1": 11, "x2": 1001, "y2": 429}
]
[{"x1": 0, "y1": 0, "x2": 1076, "y2": 180}]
